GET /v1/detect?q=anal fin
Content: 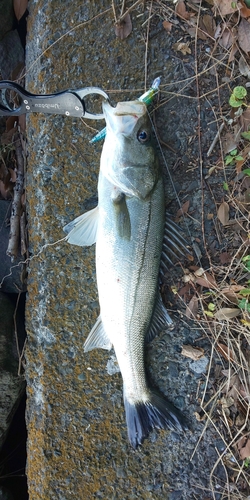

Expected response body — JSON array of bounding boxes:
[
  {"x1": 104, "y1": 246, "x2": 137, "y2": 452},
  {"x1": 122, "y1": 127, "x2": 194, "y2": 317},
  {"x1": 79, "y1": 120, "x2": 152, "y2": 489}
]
[
  {"x1": 146, "y1": 292, "x2": 173, "y2": 343},
  {"x1": 84, "y1": 316, "x2": 112, "y2": 352}
]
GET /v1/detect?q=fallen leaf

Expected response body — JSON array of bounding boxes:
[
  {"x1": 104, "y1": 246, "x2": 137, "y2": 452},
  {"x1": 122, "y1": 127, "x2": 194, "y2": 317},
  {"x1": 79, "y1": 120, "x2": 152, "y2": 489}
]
[
  {"x1": 213, "y1": 0, "x2": 239, "y2": 16},
  {"x1": 219, "y1": 252, "x2": 232, "y2": 264},
  {"x1": 238, "y1": 18, "x2": 250, "y2": 53},
  {"x1": 115, "y1": 13, "x2": 132, "y2": 40},
  {"x1": 181, "y1": 344, "x2": 204, "y2": 360},
  {"x1": 217, "y1": 342, "x2": 235, "y2": 362},
  {"x1": 238, "y1": 55, "x2": 250, "y2": 77},
  {"x1": 186, "y1": 295, "x2": 199, "y2": 318},
  {"x1": 13, "y1": 0, "x2": 28, "y2": 21},
  {"x1": 240, "y1": 0, "x2": 250, "y2": 18},
  {"x1": 6, "y1": 116, "x2": 17, "y2": 133},
  {"x1": 217, "y1": 201, "x2": 230, "y2": 225},
  {"x1": 163, "y1": 20, "x2": 173, "y2": 33},
  {"x1": 222, "y1": 131, "x2": 239, "y2": 155},
  {"x1": 194, "y1": 411, "x2": 206, "y2": 421},
  {"x1": 238, "y1": 437, "x2": 250, "y2": 460},
  {"x1": 199, "y1": 14, "x2": 216, "y2": 37},
  {"x1": 176, "y1": 200, "x2": 190, "y2": 221},
  {"x1": 219, "y1": 26, "x2": 234, "y2": 49},
  {"x1": 172, "y1": 42, "x2": 191, "y2": 55},
  {"x1": 235, "y1": 188, "x2": 250, "y2": 212},
  {"x1": 214, "y1": 307, "x2": 241, "y2": 320},
  {"x1": 235, "y1": 146, "x2": 250, "y2": 173},
  {"x1": 175, "y1": 0, "x2": 191, "y2": 20},
  {"x1": 240, "y1": 107, "x2": 250, "y2": 131}
]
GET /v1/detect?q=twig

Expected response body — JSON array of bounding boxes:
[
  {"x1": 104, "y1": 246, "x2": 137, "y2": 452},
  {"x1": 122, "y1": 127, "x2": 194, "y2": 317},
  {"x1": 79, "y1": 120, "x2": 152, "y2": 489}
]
[
  {"x1": 20, "y1": 212, "x2": 27, "y2": 256},
  {"x1": 119, "y1": 0, "x2": 143, "y2": 23},
  {"x1": 111, "y1": 0, "x2": 118, "y2": 24},
  {"x1": 207, "y1": 122, "x2": 225, "y2": 157},
  {"x1": 7, "y1": 133, "x2": 25, "y2": 261}
]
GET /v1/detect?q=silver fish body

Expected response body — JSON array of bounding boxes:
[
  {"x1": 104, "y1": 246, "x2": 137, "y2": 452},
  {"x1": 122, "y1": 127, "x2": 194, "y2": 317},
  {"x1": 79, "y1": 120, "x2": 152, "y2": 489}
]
[{"x1": 64, "y1": 100, "x2": 187, "y2": 447}]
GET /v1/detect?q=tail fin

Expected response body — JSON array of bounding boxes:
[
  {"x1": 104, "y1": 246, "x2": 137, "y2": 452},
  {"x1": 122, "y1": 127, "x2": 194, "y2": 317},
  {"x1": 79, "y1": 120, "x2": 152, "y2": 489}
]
[{"x1": 124, "y1": 391, "x2": 187, "y2": 448}]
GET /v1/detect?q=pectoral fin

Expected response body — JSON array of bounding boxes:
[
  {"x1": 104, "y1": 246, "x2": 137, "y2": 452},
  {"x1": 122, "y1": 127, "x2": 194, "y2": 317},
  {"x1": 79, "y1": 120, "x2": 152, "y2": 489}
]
[
  {"x1": 84, "y1": 316, "x2": 112, "y2": 352},
  {"x1": 63, "y1": 206, "x2": 99, "y2": 246},
  {"x1": 112, "y1": 190, "x2": 131, "y2": 240},
  {"x1": 146, "y1": 292, "x2": 173, "y2": 342}
]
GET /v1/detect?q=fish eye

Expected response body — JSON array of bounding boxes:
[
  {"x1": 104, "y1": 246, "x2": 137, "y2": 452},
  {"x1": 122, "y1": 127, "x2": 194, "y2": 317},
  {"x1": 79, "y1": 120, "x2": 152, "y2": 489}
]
[{"x1": 137, "y1": 130, "x2": 150, "y2": 143}]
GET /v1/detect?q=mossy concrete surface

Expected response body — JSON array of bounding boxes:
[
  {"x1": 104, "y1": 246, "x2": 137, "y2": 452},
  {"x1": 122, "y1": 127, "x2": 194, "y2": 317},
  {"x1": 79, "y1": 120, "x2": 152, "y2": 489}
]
[{"x1": 25, "y1": 2, "x2": 196, "y2": 499}]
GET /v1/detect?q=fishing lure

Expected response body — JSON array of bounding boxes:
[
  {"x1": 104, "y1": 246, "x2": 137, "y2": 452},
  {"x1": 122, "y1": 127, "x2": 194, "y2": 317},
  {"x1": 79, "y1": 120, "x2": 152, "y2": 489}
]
[{"x1": 89, "y1": 77, "x2": 161, "y2": 144}]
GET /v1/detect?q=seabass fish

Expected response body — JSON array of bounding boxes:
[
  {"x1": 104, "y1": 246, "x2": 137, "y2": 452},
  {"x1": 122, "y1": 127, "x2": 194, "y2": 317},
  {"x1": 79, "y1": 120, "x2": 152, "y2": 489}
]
[{"x1": 64, "y1": 100, "x2": 187, "y2": 447}]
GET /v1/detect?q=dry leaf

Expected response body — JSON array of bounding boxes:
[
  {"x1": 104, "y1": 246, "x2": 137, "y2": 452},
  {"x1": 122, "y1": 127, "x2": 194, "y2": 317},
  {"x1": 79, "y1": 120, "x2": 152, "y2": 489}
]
[
  {"x1": 238, "y1": 18, "x2": 250, "y2": 53},
  {"x1": 175, "y1": 0, "x2": 191, "y2": 20},
  {"x1": 199, "y1": 14, "x2": 216, "y2": 37},
  {"x1": 115, "y1": 13, "x2": 132, "y2": 40},
  {"x1": 217, "y1": 343, "x2": 235, "y2": 362},
  {"x1": 13, "y1": 0, "x2": 28, "y2": 21},
  {"x1": 222, "y1": 131, "x2": 239, "y2": 154},
  {"x1": 6, "y1": 116, "x2": 17, "y2": 133},
  {"x1": 163, "y1": 20, "x2": 173, "y2": 33},
  {"x1": 214, "y1": 307, "x2": 241, "y2": 320},
  {"x1": 235, "y1": 188, "x2": 250, "y2": 212},
  {"x1": 176, "y1": 200, "x2": 190, "y2": 221},
  {"x1": 235, "y1": 145, "x2": 250, "y2": 173},
  {"x1": 172, "y1": 42, "x2": 191, "y2": 55},
  {"x1": 213, "y1": 0, "x2": 239, "y2": 16},
  {"x1": 239, "y1": 437, "x2": 250, "y2": 460},
  {"x1": 219, "y1": 27, "x2": 234, "y2": 49},
  {"x1": 240, "y1": 107, "x2": 250, "y2": 131},
  {"x1": 217, "y1": 201, "x2": 229, "y2": 226},
  {"x1": 222, "y1": 285, "x2": 248, "y2": 304},
  {"x1": 181, "y1": 344, "x2": 204, "y2": 360},
  {"x1": 238, "y1": 55, "x2": 250, "y2": 77},
  {"x1": 240, "y1": 0, "x2": 250, "y2": 18},
  {"x1": 186, "y1": 295, "x2": 199, "y2": 318},
  {"x1": 219, "y1": 252, "x2": 232, "y2": 264}
]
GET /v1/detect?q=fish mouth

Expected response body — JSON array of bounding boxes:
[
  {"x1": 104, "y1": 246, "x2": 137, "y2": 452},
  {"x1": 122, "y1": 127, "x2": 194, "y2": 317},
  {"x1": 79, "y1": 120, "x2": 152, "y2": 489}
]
[{"x1": 103, "y1": 100, "x2": 147, "y2": 136}]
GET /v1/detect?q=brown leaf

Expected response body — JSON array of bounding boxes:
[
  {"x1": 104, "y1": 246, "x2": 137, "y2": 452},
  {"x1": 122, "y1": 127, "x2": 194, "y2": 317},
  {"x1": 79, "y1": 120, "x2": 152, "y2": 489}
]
[
  {"x1": 175, "y1": 0, "x2": 191, "y2": 20},
  {"x1": 13, "y1": 0, "x2": 28, "y2": 21},
  {"x1": 240, "y1": 107, "x2": 250, "y2": 131},
  {"x1": 222, "y1": 285, "x2": 249, "y2": 305},
  {"x1": 199, "y1": 14, "x2": 216, "y2": 37},
  {"x1": 214, "y1": 308, "x2": 241, "y2": 320},
  {"x1": 217, "y1": 343, "x2": 235, "y2": 362},
  {"x1": 235, "y1": 145, "x2": 250, "y2": 173},
  {"x1": 186, "y1": 295, "x2": 199, "y2": 318},
  {"x1": 176, "y1": 200, "x2": 190, "y2": 221},
  {"x1": 217, "y1": 201, "x2": 229, "y2": 226},
  {"x1": 238, "y1": 18, "x2": 250, "y2": 53},
  {"x1": 235, "y1": 188, "x2": 250, "y2": 212},
  {"x1": 163, "y1": 20, "x2": 173, "y2": 33},
  {"x1": 6, "y1": 116, "x2": 17, "y2": 133},
  {"x1": 115, "y1": 14, "x2": 132, "y2": 40},
  {"x1": 181, "y1": 344, "x2": 204, "y2": 360},
  {"x1": 240, "y1": 0, "x2": 250, "y2": 18},
  {"x1": 222, "y1": 131, "x2": 239, "y2": 155},
  {"x1": 238, "y1": 437, "x2": 250, "y2": 460},
  {"x1": 213, "y1": 0, "x2": 239, "y2": 16},
  {"x1": 239, "y1": 55, "x2": 250, "y2": 77},
  {"x1": 219, "y1": 252, "x2": 232, "y2": 264},
  {"x1": 172, "y1": 42, "x2": 191, "y2": 55},
  {"x1": 219, "y1": 27, "x2": 234, "y2": 49}
]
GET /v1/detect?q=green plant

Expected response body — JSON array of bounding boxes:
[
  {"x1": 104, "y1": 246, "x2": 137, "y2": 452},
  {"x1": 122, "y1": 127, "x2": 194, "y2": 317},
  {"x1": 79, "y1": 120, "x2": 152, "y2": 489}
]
[
  {"x1": 229, "y1": 86, "x2": 247, "y2": 108},
  {"x1": 225, "y1": 149, "x2": 244, "y2": 165}
]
